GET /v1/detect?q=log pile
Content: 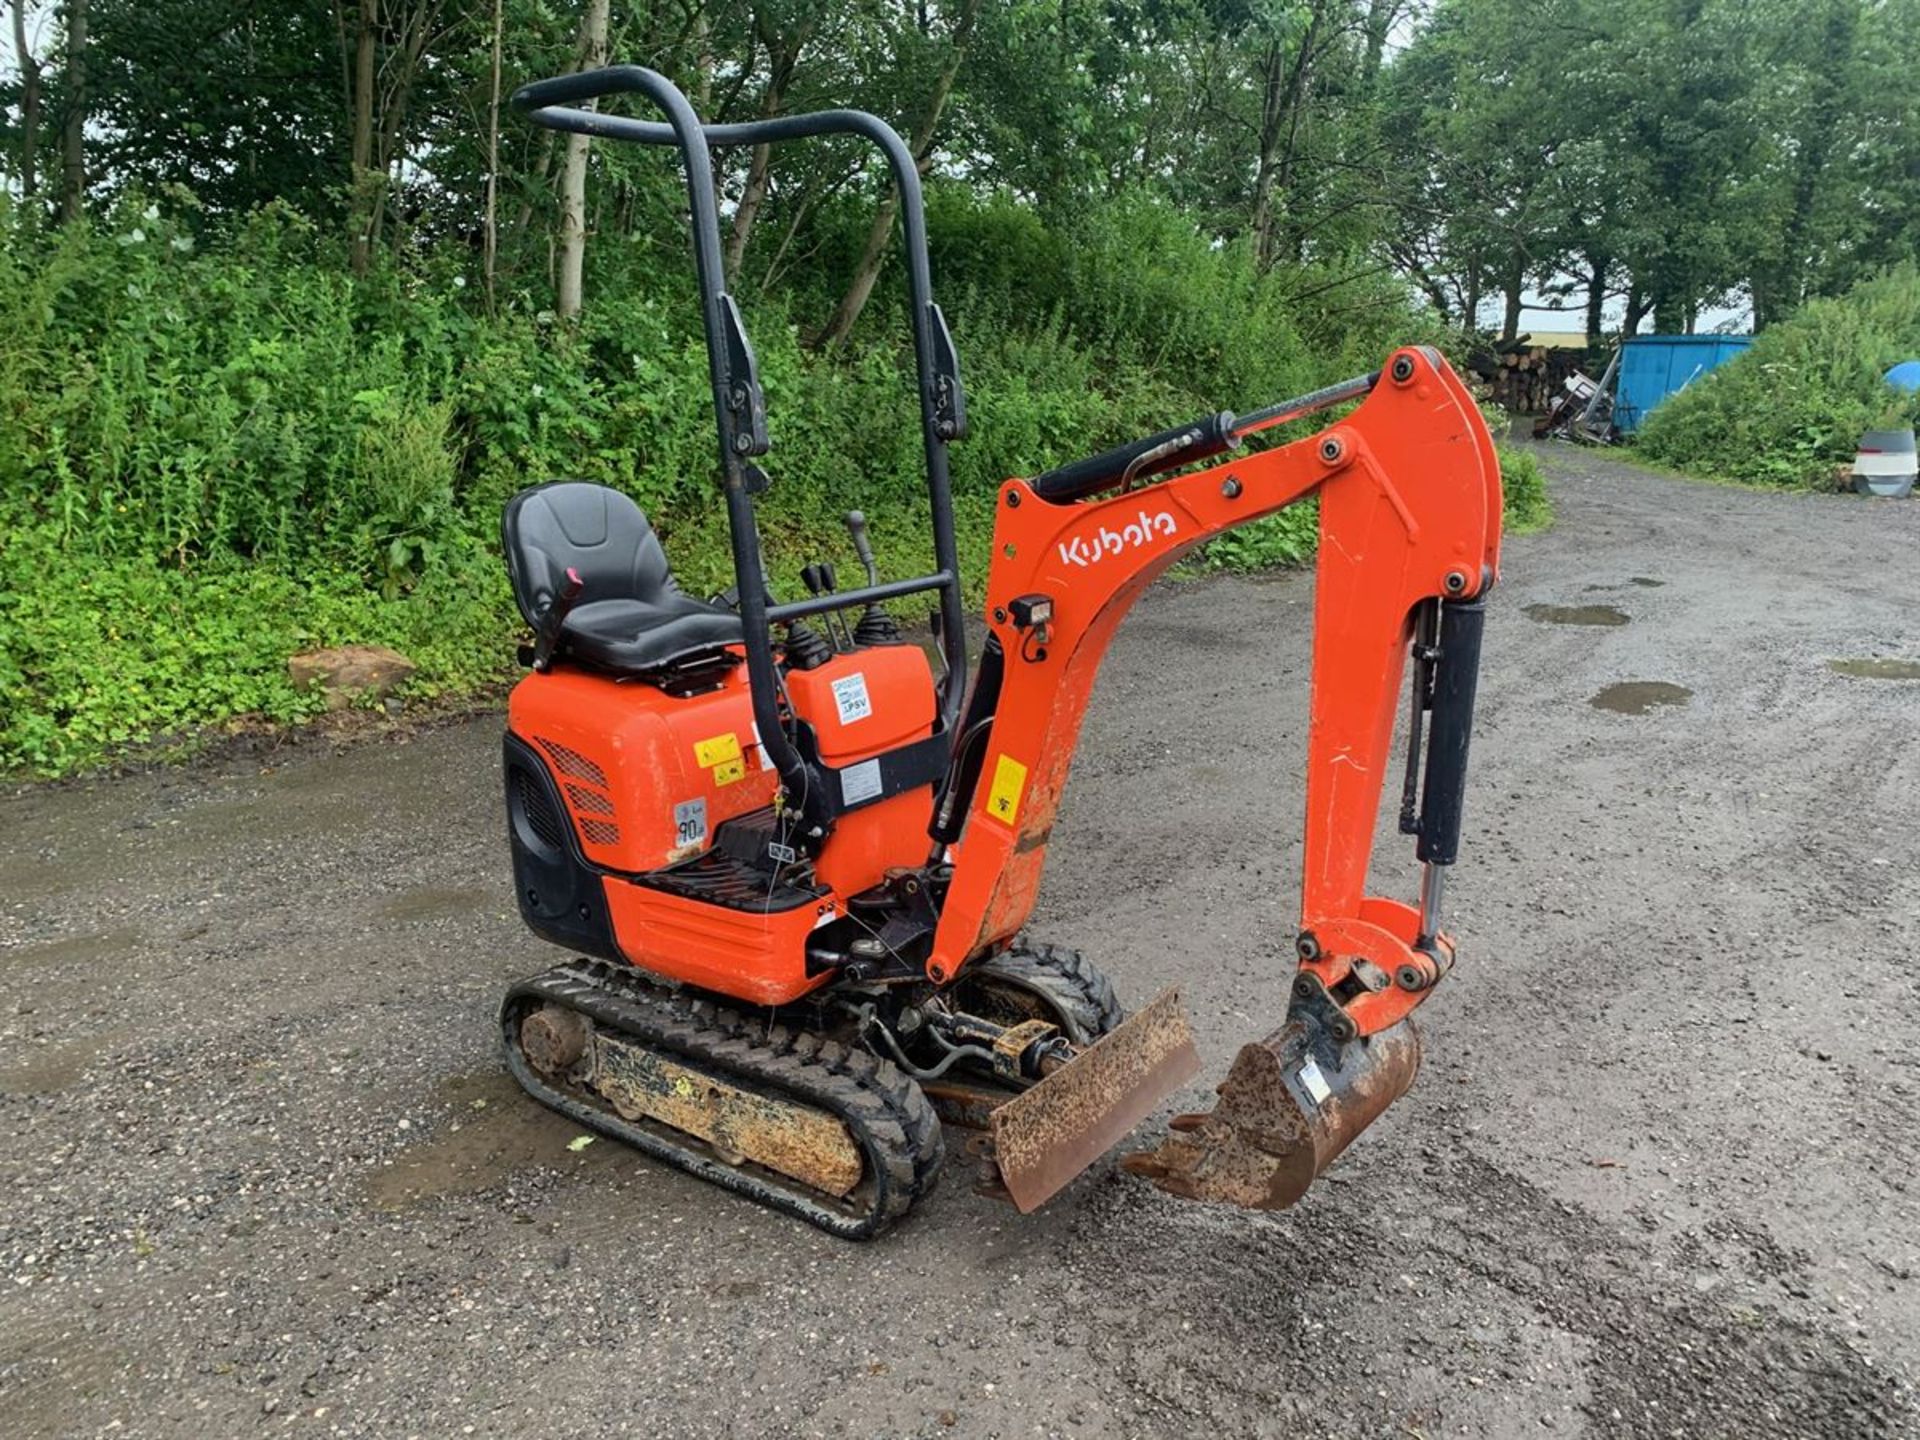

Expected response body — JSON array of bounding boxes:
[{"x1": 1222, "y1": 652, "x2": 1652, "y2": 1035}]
[{"x1": 1465, "y1": 336, "x2": 1593, "y2": 415}]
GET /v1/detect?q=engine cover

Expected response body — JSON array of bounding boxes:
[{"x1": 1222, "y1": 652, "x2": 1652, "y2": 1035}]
[{"x1": 507, "y1": 663, "x2": 778, "y2": 873}]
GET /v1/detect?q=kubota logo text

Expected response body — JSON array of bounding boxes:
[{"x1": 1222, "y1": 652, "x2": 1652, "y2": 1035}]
[{"x1": 1058, "y1": 509, "x2": 1178, "y2": 568}]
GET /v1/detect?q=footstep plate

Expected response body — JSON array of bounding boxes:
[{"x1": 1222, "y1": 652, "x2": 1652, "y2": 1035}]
[{"x1": 987, "y1": 988, "x2": 1201, "y2": 1213}]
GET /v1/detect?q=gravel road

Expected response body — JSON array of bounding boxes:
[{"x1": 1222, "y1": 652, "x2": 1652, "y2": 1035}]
[{"x1": 4, "y1": 447, "x2": 1918, "y2": 1438}]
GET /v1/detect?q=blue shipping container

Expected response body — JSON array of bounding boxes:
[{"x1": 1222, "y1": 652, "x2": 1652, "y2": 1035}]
[{"x1": 1614, "y1": 334, "x2": 1754, "y2": 434}]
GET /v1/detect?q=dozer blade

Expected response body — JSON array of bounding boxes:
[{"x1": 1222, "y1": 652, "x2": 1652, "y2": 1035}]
[
  {"x1": 987, "y1": 988, "x2": 1202, "y2": 1213},
  {"x1": 1123, "y1": 1010, "x2": 1420, "y2": 1210}
]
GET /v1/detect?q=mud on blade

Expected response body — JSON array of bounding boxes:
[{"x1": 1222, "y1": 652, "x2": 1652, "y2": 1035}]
[{"x1": 987, "y1": 988, "x2": 1201, "y2": 1212}]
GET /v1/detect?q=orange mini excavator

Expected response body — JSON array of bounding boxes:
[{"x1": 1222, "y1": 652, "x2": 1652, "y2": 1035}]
[{"x1": 496, "y1": 67, "x2": 1503, "y2": 1238}]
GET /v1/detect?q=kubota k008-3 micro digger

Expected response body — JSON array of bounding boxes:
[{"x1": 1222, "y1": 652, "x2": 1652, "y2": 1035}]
[{"x1": 494, "y1": 67, "x2": 1503, "y2": 1238}]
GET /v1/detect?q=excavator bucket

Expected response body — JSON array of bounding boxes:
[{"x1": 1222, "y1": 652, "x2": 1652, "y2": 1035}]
[
  {"x1": 986, "y1": 988, "x2": 1202, "y2": 1212},
  {"x1": 1123, "y1": 1009, "x2": 1421, "y2": 1209}
]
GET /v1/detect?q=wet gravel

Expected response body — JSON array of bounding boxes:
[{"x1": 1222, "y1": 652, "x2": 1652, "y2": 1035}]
[{"x1": 3, "y1": 446, "x2": 1918, "y2": 1437}]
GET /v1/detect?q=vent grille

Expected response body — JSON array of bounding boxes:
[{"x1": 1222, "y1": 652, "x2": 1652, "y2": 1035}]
[
  {"x1": 515, "y1": 768, "x2": 565, "y2": 850},
  {"x1": 565, "y1": 784, "x2": 616, "y2": 817},
  {"x1": 534, "y1": 737, "x2": 620, "y2": 850},
  {"x1": 537, "y1": 737, "x2": 609, "y2": 788}
]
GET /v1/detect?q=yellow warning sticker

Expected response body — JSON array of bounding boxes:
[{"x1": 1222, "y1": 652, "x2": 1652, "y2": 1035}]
[
  {"x1": 694, "y1": 732, "x2": 742, "y2": 769},
  {"x1": 985, "y1": 754, "x2": 1029, "y2": 828},
  {"x1": 712, "y1": 757, "x2": 746, "y2": 787}
]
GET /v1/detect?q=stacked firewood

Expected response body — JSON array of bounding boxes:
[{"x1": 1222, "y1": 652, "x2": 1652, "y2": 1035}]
[
  {"x1": 1491, "y1": 345, "x2": 1552, "y2": 412},
  {"x1": 1466, "y1": 337, "x2": 1590, "y2": 415}
]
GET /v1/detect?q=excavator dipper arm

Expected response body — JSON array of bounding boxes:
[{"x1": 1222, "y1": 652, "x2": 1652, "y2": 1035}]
[{"x1": 930, "y1": 346, "x2": 1503, "y2": 1210}]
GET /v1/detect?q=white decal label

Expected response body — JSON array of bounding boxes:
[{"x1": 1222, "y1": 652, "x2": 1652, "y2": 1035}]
[
  {"x1": 840, "y1": 757, "x2": 883, "y2": 807},
  {"x1": 672, "y1": 797, "x2": 708, "y2": 849},
  {"x1": 1057, "y1": 508, "x2": 1178, "y2": 569},
  {"x1": 831, "y1": 672, "x2": 873, "y2": 725},
  {"x1": 1296, "y1": 1056, "x2": 1332, "y2": 1106}
]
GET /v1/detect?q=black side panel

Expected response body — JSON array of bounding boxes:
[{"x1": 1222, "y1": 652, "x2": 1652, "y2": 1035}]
[{"x1": 503, "y1": 733, "x2": 623, "y2": 961}]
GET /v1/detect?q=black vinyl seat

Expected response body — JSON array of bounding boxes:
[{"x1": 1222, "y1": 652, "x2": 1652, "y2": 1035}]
[{"x1": 503, "y1": 481, "x2": 743, "y2": 676}]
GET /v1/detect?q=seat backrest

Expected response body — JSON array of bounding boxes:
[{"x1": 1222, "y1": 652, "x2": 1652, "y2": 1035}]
[{"x1": 502, "y1": 481, "x2": 679, "y2": 626}]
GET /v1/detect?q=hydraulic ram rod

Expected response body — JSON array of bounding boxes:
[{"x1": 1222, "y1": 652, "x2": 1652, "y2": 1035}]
[
  {"x1": 1227, "y1": 370, "x2": 1380, "y2": 442},
  {"x1": 1027, "y1": 371, "x2": 1379, "y2": 503}
]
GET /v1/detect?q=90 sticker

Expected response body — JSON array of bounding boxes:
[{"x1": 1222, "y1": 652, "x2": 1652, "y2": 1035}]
[{"x1": 673, "y1": 797, "x2": 708, "y2": 848}]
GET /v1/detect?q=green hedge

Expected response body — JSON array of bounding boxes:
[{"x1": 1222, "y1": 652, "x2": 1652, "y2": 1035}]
[
  {"x1": 1637, "y1": 265, "x2": 1920, "y2": 486},
  {"x1": 0, "y1": 194, "x2": 1534, "y2": 775}
]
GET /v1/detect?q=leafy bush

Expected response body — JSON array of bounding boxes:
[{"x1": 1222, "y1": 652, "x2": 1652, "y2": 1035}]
[
  {"x1": 1496, "y1": 443, "x2": 1552, "y2": 533},
  {"x1": 0, "y1": 193, "x2": 1512, "y2": 775},
  {"x1": 1637, "y1": 264, "x2": 1920, "y2": 486}
]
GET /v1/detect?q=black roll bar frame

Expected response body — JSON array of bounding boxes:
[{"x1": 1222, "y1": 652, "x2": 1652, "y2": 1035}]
[{"x1": 511, "y1": 66, "x2": 971, "y2": 838}]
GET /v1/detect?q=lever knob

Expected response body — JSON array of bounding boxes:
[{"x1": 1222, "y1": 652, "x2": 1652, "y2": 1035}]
[{"x1": 845, "y1": 510, "x2": 879, "y2": 586}]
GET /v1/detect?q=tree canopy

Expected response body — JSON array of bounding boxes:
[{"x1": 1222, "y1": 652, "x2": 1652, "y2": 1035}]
[{"x1": 7, "y1": 0, "x2": 1915, "y2": 339}]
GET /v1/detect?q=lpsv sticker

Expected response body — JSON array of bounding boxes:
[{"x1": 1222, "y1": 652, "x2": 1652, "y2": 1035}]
[{"x1": 831, "y1": 673, "x2": 872, "y2": 724}]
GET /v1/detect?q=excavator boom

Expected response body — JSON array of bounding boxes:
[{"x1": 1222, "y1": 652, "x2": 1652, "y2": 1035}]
[{"x1": 935, "y1": 346, "x2": 1502, "y2": 1209}]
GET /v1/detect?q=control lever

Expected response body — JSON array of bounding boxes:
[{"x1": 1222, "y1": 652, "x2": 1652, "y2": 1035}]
[
  {"x1": 845, "y1": 510, "x2": 880, "y2": 586},
  {"x1": 844, "y1": 510, "x2": 903, "y2": 646},
  {"x1": 801, "y1": 563, "x2": 856, "y2": 652}
]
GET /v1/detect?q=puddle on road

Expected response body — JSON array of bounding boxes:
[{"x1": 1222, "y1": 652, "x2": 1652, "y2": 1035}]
[
  {"x1": 1828, "y1": 658, "x2": 1920, "y2": 681},
  {"x1": 0, "y1": 1033, "x2": 116, "y2": 1097},
  {"x1": 0, "y1": 928, "x2": 143, "y2": 973},
  {"x1": 1525, "y1": 603, "x2": 1631, "y2": 627},
  {"x1": 1590, "y1": 681, "x2": 1693, "y2": 716},
  {"x1": 375, "y1": 886, "x2": 493, "y2": 924},
  {"x1": 363, "y1": 1070, "x2": 620, "y2": 1210},
  {"x1": 1629, "y1": 577, "x2": 1666, "y2": 588}
]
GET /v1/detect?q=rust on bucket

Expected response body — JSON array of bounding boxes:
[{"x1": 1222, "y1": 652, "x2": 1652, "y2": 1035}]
[{"x1": 1123, "y1": 1011, "x2": 1420, "y2": 1209}]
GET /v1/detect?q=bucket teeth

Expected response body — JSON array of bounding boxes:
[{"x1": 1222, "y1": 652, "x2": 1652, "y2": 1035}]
[{"x1": 1122, "y1": 1012, "x2": 1421, "y2": 1210}]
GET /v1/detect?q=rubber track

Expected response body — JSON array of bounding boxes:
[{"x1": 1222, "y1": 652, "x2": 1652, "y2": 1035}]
[
  {"x1": 501, "y1": 960, "x2": 944, "y2": 1240},
  {"x1": 971, "y1": 937, "x2": 1127, "y2": 1044}
]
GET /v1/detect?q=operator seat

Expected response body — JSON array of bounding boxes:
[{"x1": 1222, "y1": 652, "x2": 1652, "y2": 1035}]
[{"x1": 503, "y1": 481, "x2": 743, "y2": 676}]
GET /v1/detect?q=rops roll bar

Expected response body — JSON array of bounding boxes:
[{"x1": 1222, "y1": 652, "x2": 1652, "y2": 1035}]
[{"x1": 512, "y1": 67, "x2": 970, "y2": 837}]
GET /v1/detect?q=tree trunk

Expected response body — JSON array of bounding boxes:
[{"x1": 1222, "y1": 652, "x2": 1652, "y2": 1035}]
[
  {"x1": 690, "y1": 3, "x2": 712, "y2": 113},
  {"x1": 1623, "y1": 282, "x2": 1649, "y2": 337},
  {"x1": 814, "y1": 0, "x2": 980, "y2": 350},
  {"x1": 1653, "y1": 293, "x2": 1687, "y2": 334},
  {"x1": 726, "y1": 138, "x2": 776, "y2": 286},
  {"x1": 725, "y1": 15, "x2": 811, "y2": 283},
  {"x1": 1249, "y1": 2, "x2": 1323, "y2": 273},
  {"x1": 11, "y1": 1, "x2": 41, "y2": 199},
  {"x1": 483, "y1": 0, "x2": 503, "y2": 307},
  {"x1": 1583, "y1": 252, "x2": 1609, "y2": 345},
  {"x1": 58, "y1": 0, "x2": 87, "y2": 222},
  {"x1": 556, "y1": 0, "x2": 611, "y2": 320},
  {"x1": 1771, "y1": 0, "x2": 1854, "y2": 316},
  {"x1": 1462, "y1": 248, "x2": 1482, "y2": 333},
  {"x1": 1361, "y1": 0, "x2": 1396, "y2": 85},
  {"x1": 1499, "y1": 244, "x2": 1525, "y2": 342},
  {"x1": 349, "y1": 0, "x2": 377, "y2": 273},
  {"x1": 369, "y1": 1, "x2": 445, "y2": 258},
  {"x1": 1248, "y1": 41, "x2": 1285, "y2": 271},
  {"x1": 513, "y1": 131, "x2": 556, "y2": 243}
]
